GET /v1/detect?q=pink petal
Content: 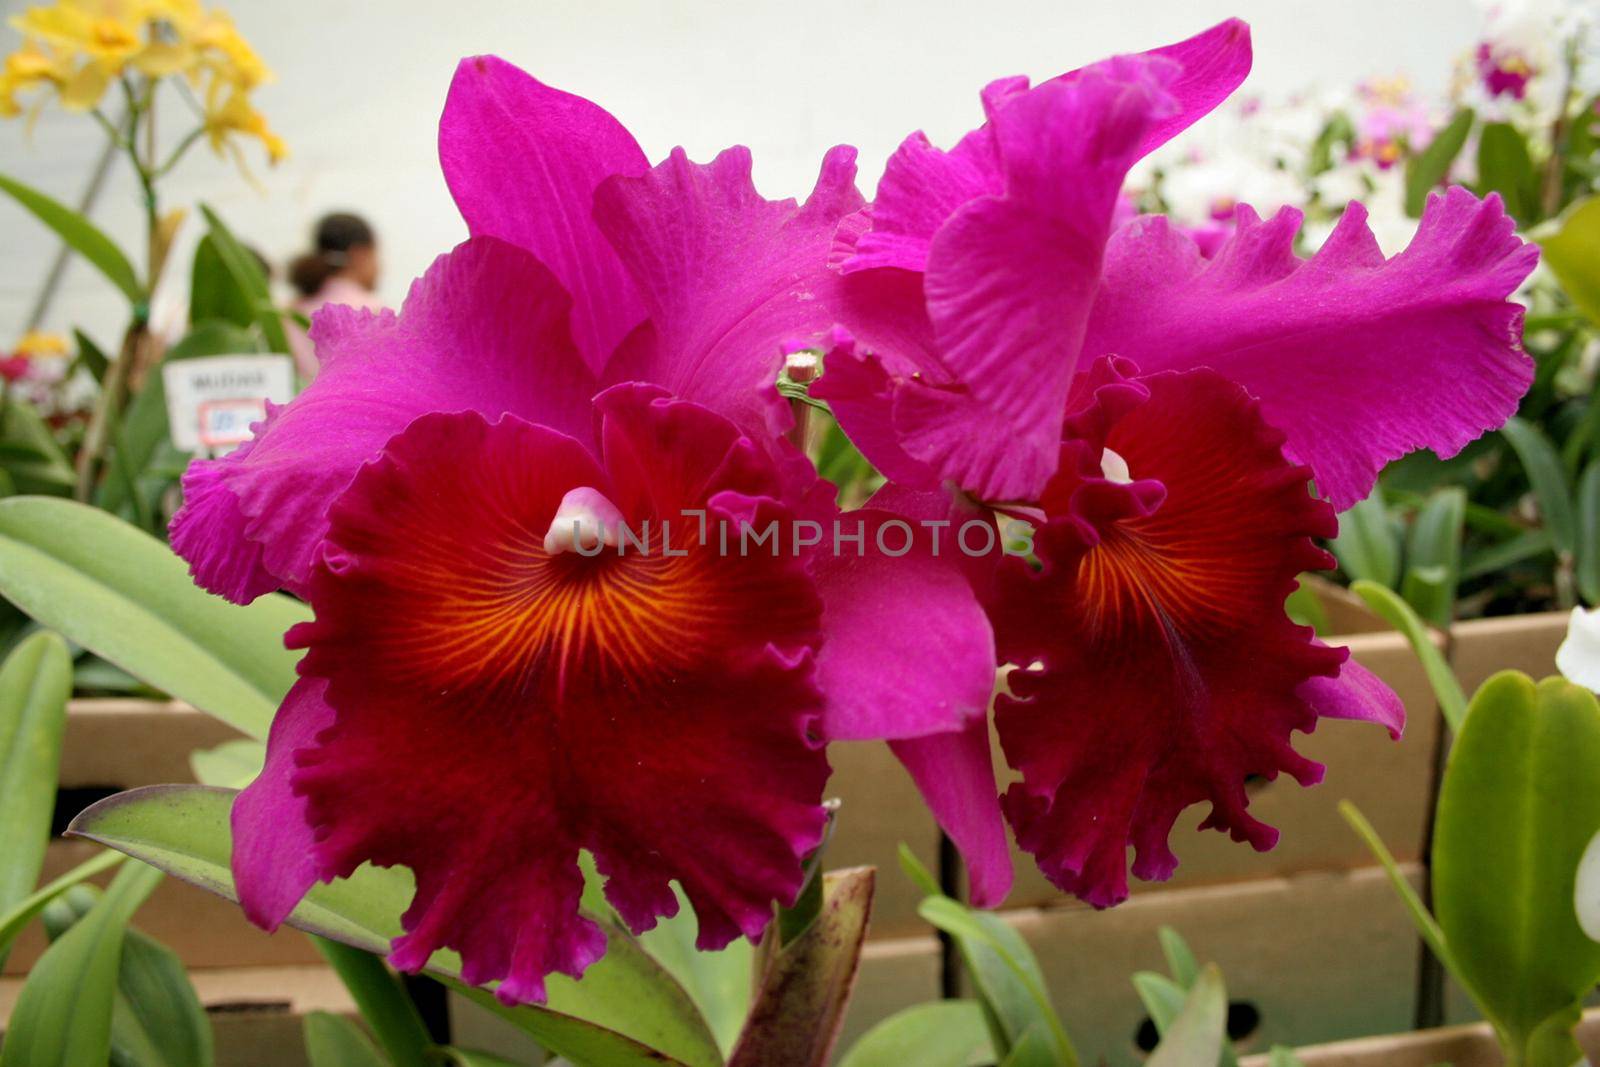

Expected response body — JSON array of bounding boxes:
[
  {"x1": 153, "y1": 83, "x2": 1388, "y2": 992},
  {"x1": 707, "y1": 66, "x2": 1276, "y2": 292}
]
[
  {"x1": 809, "y1": 503, "x2": 996, "y2": 742},
  {"x1": 891, "y1": 720, "x2": 1014, "y2": 908},
  {"x1": 439, "y1": 56, "x2": 649, "y2": 372},
  {"x1": 991, "y1": 369, "x2": 1344, "y2": 907},
  {"x1": 836, "y1": 19, "x2": 1250, "y2": 275},
  {"x1": 1297, "y1": 653, "x2": 1405, "y2": 740},
  {"x1": 1083, "y1": 189, "x2": 1538, "y2": 509},
  {"x1": 595, "y1": 144, "x2": 863, "y2": 442},
  {"x1": 170, "y1": 238, "x2": 596, "y2": 602},
  {"x1": 289, "y1": 400, "x2": 829, "y2": 1001},
  {"x1": 231, "y1": 677, "x2": 330, "y2": 929},
  {"x1": 902, "y1": 61, "x2": 1179, "y2": 500}
]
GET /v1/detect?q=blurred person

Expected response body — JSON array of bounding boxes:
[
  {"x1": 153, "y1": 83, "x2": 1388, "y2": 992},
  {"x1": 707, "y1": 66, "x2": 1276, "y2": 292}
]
[{"x1": 286, "y1": 212, "x2": 382, "y2": 381}]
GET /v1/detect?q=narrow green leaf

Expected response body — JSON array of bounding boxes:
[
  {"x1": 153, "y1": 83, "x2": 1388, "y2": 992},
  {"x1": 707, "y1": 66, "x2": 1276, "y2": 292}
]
[
  {"x1": 303, "y1": 1011, "x2": 388, "y2": 1067},
  {"x1": 67, "y1": 785, "x2": 716, "y2": 1067},
  {"x1": 1145, "y1": 965, "x2": 1227, "y2": 1067},
  {"x1": 0, "y1": 172, "x2": 144, "y2": 304},
  {"x1": 114, "y1": 927, "x2": 215, "y2": 1067},
  {"x1": 1402, "y1": 488, "x2": 1466, "y2": 626},
  {"x1": 0, "y1": 497, "x2": 309, "y2": 738},
  {"x1": 0, "y1": 861, "x2": 162, "y2": 1067},
  {"x1": 1330, "y1": 494, "x2": 1402, "y2": 588},
  {"x1": 0, "y1": 849, "x2": 126, "y2": 958},
  {"x1": 1283, "y1": 579, "x2": 1331, "y2": 636},
  {"x1": 727, "y1": 867, "x2": 875, "y2": 1067},
  {"x1": 996, "y1": 1025, "x2": 1056, "y2": 1067},
  {"x1": 1404, "y1": 110, "x2": 1474, "y2": 217},
  {"x1": 1267, "y1": 1046, "x2": 1306, "y2": 1067},
  {"x1": 0, "y1": 632, "x2": 72, "y2": 918},
  {"x1": 1502, "y1": 417, "x2": 1578, "y2": 555},
  {"x1": 190, "y1": 236, "x2": 260, "y2": 329},
  {"x1": 0, "y1": 400, "x2": 76, "y2": 495},
  {"x1": 1350, "y1": 579, "x2": 1467, "y2": 731},
  {"x1": 1578, "y1": 461, "x2": 1600, "y2": 605},
  {"x1": 836, "y1": 1001, "x2": 994, "y2": 1067},
  {"x1": 73, "y1": 329, "x2": 109, "y2": 385},
  {"x1": 188, "y1": 738, "x2": 265, "y2": 789},
  {"x1": 314, "y1": 937, "x2": 434, "y2": 1067},
  {"x1": 917, "y1": 897, "x2": 1075, "y2": 1066},
  {"x1": 1475, "y1": 122, "x2": 1540, "y2": 223},
  {"x1": 1338, "y1": 800, "x2": 1455, "y2": 971},
  {"x1": 429, "y1": 1049, "x2": 524, "y2": 1067},
  {"x1": 1156, "y1": 926, "x2": 1199, "y2": 989},
  {"x1": 896, "y1": 842, "x2": 941, "y2": 898},
  {"x1": 637, "y1": 885, "x2": 752, "y2": 1056},
  {"x1": 1132, "y1": 972, "x2": 1187, "y2": 1034},
  {"x1": 199, "y1": 205, "x2": 290, "y2": 354},
  {"x1": 1433, "y1": 673, "x2": 1600, "y2": 1061},
  {"x1": 1462, "y1": 528, "x2": 1553, "y2": 581},
  {"x1": 1539, "y1": 196, "x2": 1600, "y2": 327}
]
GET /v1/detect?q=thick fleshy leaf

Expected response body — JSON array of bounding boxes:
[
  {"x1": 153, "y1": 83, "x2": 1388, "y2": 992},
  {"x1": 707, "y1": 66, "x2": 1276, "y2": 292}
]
[
  {"x1": 1539, "y1": 195, "x2": 1600, "y2": 326},
  {"x1": 835, "y1": 1000, "x2": 994, "y2": 1067},
  {"x1": 277, "y1": 394, "x2": 826, "y2": 1003},
  {"x1": 635, "y1": 883, "x2": 752, "y2": 1056},
  {"x1": 67, "y1": 785, "x2": 723, "y2": 1067},
  {"x1": 0, "y1": 632, "x2": 72, "y2": 922},
  {"x1": 896, "y1": 59, "x2": 1179, "y2": 500},
  {"x1": 1433, "y1": 672, "x2": 1600, "y2": 1061},
  {"x1": 0, "y1": 850, "x2": 126, "y2": 961},
  {"x1": 439, "y1": 55, "x2": 649, "y2": 371},
  {"x1": 726, "y1": 867, "x2": 875, "y2": 1067},
  {"x1": 596, "y1": 144, "x2": 862, "y2": 441},
  {"x1": 0, "y1": 497, "x2": 305, "y2": 738},
  {"x1": 1082, "y1": 190, "x2": 1538, "y2": 509},
  {"x1": 170, "y1": 237, "x2": 597, "y2": 603},
  {"x1": 112, "y1": 926, "x2": 215, "y2": 1067},
  {"x1": 992, "y1": 369, "x2": 1345, "y2": 907}
]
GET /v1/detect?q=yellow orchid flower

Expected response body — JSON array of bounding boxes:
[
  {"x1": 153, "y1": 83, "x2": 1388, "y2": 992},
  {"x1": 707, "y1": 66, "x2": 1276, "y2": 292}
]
[
  {"x1": 203, "y1": 71, "x2": 286, "y2": 167},
  {"x1": 13, "y1": 331, "x2": 69, "y2": 358},
  {"x1": 0, "y1": 38, "x2": 71, "y2": 117}
]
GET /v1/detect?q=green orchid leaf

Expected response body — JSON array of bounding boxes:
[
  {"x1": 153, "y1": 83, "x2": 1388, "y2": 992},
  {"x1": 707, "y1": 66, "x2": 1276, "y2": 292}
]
[
  {"x1": 0, "y1": 173, "x2": 144, "y2": 304},
  {"x1": 0, "y1": 632, "x2": 73, "y2": 935},
  {"x1": 835, "y1": 1001, "x2": 994, "y2": 1067},
  {"x1": 67, "y1": 784, "x2": 719, "y2": 1067},
  {"x1": 0, "y1": 497, "x2": 308, "y2": 738},
  {"x1": 1145, "y1": 965, "x2": 1227, "y2": 1067},
  {"x1": 303, "y1": 1011, "x2": 388, "y2": 1067}
]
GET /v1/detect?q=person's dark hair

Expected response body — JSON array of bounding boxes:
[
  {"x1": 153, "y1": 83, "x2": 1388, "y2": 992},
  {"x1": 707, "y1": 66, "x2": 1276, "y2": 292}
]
[{"x1": 288, "y1": 212, "x2": 376, "y2": 297}]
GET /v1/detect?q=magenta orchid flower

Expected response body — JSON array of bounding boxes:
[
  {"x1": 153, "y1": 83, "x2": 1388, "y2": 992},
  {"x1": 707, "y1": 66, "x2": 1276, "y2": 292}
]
[
  {"x1": 817, "y1": 20, "x2": 1538, "y2": 907},
  {"x1": 170, "y1": 57, "x2": 997, "y2": 1003}
]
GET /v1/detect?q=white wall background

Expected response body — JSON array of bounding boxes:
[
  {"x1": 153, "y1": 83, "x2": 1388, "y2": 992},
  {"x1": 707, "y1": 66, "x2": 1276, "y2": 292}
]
[{"x1": 1, "y1": 0, "x2": 1481, "y2": 346}]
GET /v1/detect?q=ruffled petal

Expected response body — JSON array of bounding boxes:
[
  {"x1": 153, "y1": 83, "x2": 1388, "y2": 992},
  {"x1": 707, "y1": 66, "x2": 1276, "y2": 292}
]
[
  {"x1": 289, "y1": 399, "x2": 827, "y2": 1002},
  {"x1": 991, "y1": 367, "x2": 1346, "y2": 907},
  {"x1": 835, "y1": 18, "x2": 1250, "y2": 275},
  {"x1": 439, "y1": 56, "x2": 649, "y2": 372},
  {"x1": 595, "y1": 144, "x2": 863, "y2": 441},
  {"x1": 891, "y1": 721, "x2": 1013, "y2": 908},
  {"x1": 877, "y1": 59, "x2": 1179, "y2": 501},
  {"x1": 1083, "y1": 189, "x2": 1539, "y2": 509},
  {"x1": 231, "y1": 677, "x2": 330, "y2": 929},
  {"x1": 170, "y1": 237, "x2": 596, "y2": 602}
]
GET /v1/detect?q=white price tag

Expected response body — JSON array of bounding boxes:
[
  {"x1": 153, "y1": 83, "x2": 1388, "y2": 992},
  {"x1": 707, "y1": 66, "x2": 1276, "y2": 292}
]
[{"x1": 162, "y1": 355, "x2": 294, "y2": 456}]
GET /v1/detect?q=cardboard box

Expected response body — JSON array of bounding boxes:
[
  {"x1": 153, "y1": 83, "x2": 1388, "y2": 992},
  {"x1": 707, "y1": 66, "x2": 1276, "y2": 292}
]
[
  {"x1": 990, "y1": 864, "x2": 1426, "y2": 1067},
  {"x1": 1238, "y1": 1008, "x2": 1600, "y2": 1066}
]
